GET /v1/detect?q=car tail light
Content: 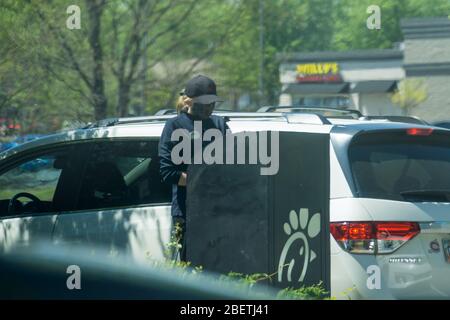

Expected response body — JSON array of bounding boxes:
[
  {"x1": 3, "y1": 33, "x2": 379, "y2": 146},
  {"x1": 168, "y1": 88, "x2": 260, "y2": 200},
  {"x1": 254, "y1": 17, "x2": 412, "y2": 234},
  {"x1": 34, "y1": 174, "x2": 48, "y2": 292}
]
[
  {"x1": 330, "y1": 222, "x2": 420, "y2": 254},
  {"x1": 406, "y1": 128, "x2": 433, "y2": 136}
]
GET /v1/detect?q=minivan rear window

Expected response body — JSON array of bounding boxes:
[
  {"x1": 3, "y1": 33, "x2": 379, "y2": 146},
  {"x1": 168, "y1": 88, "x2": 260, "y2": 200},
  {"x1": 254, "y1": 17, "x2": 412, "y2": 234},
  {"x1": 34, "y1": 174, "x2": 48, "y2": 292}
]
[{"x1": 348, "y1": 130, "x2": 450, "y2": 202}]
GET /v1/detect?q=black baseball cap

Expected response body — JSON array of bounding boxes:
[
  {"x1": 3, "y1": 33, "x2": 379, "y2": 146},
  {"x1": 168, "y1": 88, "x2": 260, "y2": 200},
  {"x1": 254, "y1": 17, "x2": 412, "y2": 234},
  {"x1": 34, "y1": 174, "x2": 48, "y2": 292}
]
[{"x1": 185, "y1": 75, "x2": 224, "y2": 104}]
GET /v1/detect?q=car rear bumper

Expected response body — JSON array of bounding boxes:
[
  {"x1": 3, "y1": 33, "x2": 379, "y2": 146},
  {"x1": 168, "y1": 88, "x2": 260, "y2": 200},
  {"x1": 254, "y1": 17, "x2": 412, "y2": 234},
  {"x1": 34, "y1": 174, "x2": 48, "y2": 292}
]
[{"x1": 331, "y1": 236, "x2": 450, "y2": 299}]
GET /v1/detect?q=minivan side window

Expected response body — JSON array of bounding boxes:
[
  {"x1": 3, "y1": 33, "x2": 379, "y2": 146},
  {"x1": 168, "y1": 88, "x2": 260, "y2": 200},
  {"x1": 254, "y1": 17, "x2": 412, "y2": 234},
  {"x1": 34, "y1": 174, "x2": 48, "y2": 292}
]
[
  {"x1": 76, "y1": 140, "x2": 171, "y2": 211},
  {"x1": 0, "y1": 148, "x2": 72, "y2": 217}
]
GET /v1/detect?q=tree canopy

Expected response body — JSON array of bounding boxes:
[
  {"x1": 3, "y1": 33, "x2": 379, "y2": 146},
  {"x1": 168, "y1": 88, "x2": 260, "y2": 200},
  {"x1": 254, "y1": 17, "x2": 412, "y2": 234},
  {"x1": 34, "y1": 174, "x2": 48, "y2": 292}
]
[{"x1": 1, "y1": 0, "x2": 449, "y2": 132}]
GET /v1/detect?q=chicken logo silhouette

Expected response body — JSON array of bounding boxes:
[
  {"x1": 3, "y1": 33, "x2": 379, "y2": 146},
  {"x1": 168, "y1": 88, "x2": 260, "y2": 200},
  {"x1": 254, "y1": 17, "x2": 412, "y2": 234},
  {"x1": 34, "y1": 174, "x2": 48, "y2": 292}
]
[{"x1": 278, "y1": 208, "x2": 321, "y2": 283}]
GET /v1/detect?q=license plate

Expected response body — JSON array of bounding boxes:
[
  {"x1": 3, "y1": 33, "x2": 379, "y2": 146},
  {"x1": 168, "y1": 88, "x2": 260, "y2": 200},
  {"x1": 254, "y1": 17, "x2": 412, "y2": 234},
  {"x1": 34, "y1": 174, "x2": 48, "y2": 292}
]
[{"x1": 443, "y1": 239, "x2": 450, "y2": 263}]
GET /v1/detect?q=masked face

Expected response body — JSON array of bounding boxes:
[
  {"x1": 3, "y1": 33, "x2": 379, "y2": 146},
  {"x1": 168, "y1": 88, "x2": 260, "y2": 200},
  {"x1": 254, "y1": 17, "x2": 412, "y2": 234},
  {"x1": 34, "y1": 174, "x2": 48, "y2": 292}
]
[{"x1": 189, "y1": 103, "x2": 215, "y2": 119}]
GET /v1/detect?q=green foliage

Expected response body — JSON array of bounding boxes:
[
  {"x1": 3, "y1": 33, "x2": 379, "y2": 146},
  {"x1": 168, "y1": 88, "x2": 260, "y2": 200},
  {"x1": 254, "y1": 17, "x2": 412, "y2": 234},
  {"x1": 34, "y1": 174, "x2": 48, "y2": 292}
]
[
  {"x1": 222, "y1": 271, "x2": 329, "y2": 299},
  {"x1": 154, "y1": 256, "x2": 330, "y2": 299},
  {"x1": 164, "y1": 220, "x2": 184, "y2": 260},
  {"x1": 338, "y1": 285, "x2": 357, "y2": 300},
  {"x1": 0, "y1": 0, "x2": 447, "y2": 130},
  {"x1": 391, "y1": 79, "x2": 428, "y2": 114},
  {"x1": 221, "y1": 271, "x2": 273, "y2": 287},
  {"x1": 330, "y1": 0, "x2": 450, "y2": 51},
  {"x1": 160, "y1": 231, "x2": 330, "y2": 299},
  {"x1": 277, "y1": 281, "x2": 329, "y2": 300}
]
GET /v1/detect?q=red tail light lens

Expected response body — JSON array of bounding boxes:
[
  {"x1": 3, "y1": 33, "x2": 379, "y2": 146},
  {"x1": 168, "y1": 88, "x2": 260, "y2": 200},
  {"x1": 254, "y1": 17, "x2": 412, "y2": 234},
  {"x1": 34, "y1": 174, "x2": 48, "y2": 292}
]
[
  {"x1": 406, "y1": 128, "x2": 433, "y2": 136},
  {"x1": 348, "y1": 223, "x2": 374, "y2": 240},
  {"x1": 376, "y1": 222, "x2": 419, "y2": 240},
  {"x1": 330, "y1": 222, "x2": 420, "y2": 254}
]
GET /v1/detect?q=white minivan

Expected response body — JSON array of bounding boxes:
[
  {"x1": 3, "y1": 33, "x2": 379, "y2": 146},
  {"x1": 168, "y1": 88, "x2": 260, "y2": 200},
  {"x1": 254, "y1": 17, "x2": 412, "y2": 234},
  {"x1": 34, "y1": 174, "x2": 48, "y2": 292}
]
[{"x1": 1, "y1": 112, "x2": 449, "y2": 299}]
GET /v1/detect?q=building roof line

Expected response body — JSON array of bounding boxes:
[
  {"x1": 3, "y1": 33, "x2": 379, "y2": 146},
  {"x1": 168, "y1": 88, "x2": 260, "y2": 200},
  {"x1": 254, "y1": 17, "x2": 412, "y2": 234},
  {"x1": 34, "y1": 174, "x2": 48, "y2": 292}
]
[
  {"x1": 401, "y1": 17, "x2": 450, "y2": 39},
  {"x1": 277, "y1": 49, "x2": 403, "y2": 63}
]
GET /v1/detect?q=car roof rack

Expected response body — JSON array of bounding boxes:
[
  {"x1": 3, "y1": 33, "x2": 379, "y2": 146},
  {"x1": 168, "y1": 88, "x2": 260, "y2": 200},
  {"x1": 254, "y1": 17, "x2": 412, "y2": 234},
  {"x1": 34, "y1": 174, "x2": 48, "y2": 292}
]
[
  {"x1": 80, "y1": 110, "x2": 430, "y2": 129},
  {"x1": 154, "y1": 109, "x2": 177, "y2": 115},
  {"x1": 258, "y1": 106, "x2": 363, "y2": 118},
  {"x1": 282, "y1": 112, "x2": 332, "y2": 125},
  {"x1": 154, "y1": 108, "x2": 235, "y2": 116},
  {"x1": 259, "y1": 106, "x2": 430, "y2": 125},
  {"x1": 82, "y1": 115, "x2": 175, "y2": 128},
  {"x1": 358, "y1": 115, "x2": 428, "y2": 125},
  {"x1": 80, "y1": 112, "x2": 287, "y2": 129},
  {"x1": 81, "y1": 118, "x2": 120, "y2": 129}
]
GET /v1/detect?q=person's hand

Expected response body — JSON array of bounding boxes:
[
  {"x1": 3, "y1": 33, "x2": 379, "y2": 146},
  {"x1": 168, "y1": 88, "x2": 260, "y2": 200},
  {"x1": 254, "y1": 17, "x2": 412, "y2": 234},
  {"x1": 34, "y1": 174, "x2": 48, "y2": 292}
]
[
  {"x1": 178, "y1": 172, "x2": 187, "y2": 186},
  {"x1": 183, "y1": 96, "x2": 193, "y2": 108}
]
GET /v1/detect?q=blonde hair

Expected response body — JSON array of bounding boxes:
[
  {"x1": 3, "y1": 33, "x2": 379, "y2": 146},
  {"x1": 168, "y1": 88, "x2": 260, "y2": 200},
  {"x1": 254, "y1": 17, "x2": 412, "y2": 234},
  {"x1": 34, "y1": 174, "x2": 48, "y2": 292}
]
[{"x1": 176, "y1": 95, "x2": 188, "y2": 114}]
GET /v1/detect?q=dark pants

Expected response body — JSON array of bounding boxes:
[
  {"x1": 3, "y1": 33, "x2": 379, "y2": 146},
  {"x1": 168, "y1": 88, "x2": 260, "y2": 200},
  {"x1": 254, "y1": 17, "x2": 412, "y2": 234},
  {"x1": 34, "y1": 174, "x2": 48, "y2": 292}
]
[{"x1": 171, "y1": 216, "x2": 186, "y2": 262}]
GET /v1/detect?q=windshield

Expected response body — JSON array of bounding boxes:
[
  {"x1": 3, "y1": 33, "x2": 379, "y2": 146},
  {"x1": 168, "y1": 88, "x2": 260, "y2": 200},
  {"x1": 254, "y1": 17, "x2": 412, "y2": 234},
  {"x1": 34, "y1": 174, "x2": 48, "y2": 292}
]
[{"x1": 349, "y1": 130, "x2": 450, "y2": 202}]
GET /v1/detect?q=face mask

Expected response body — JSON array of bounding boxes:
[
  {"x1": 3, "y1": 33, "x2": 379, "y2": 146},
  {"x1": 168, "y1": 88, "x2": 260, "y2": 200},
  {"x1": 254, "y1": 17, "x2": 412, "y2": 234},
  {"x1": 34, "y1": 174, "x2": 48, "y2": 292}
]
[{"x1": 190, "y1": 103, "x2": 215, "y2": 119}]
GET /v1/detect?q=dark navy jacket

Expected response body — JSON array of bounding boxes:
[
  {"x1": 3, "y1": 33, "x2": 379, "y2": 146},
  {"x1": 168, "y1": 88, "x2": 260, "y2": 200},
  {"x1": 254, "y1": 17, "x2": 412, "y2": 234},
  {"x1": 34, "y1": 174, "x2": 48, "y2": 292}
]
[{"x1": 158, "y1": 111, "x2": 229, "y2": 218}]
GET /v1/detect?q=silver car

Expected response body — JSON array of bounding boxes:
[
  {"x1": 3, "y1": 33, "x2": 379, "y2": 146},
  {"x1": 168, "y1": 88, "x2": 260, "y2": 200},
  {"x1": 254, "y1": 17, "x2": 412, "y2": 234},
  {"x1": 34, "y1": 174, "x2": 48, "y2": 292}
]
[{"x1": 1, "y1": 112, "x2": 450, "y2": 299}]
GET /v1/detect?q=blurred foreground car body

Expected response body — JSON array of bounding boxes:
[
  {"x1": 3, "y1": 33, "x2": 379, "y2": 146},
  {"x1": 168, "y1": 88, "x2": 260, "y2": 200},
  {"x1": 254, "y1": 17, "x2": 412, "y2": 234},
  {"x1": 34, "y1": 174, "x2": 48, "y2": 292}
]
[
  {"x1": 0, "y1": 242, "x2": 277, "y2": 299},
  {"x1": 1, "y1": 110, "x2": 450, "y2": 299}
]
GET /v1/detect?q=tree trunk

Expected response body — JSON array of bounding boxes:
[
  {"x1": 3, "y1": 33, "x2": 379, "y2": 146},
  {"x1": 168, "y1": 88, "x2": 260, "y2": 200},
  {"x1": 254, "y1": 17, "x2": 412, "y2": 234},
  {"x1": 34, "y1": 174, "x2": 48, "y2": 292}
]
[
  {"x1": 117, "y1": 81, "x2": 131, "y2": 117},
  {"x1": 93, "y1": 93, "x2": 108, "y2": 120},
  {"x1": 87, "y1": 0, "x2": 108, "y2": 120}
]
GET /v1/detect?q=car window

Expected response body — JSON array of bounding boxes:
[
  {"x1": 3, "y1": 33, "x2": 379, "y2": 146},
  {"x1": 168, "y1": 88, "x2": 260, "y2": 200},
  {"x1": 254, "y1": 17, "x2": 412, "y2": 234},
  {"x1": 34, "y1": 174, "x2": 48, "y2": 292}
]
[
  {"x1": 349, "y1": 131, "x2": 450, "y2": 201},
  {"x1": 76, "y1": 140, "x2": 171, "y2": 211},
  {"x1": 0, "y1": 149, "x2": 70, "y2": 216}
]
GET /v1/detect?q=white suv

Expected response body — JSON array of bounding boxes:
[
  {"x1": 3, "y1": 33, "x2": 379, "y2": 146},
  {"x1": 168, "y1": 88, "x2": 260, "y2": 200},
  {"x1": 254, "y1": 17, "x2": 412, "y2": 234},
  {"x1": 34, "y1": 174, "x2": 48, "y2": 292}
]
[{"x1": 0, "y1": 112, "x2": 449, "y2": 299}]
